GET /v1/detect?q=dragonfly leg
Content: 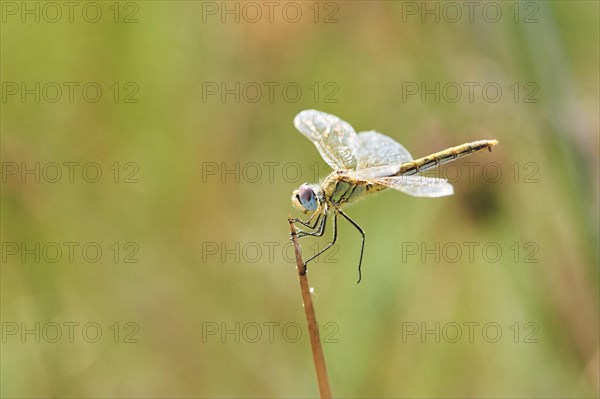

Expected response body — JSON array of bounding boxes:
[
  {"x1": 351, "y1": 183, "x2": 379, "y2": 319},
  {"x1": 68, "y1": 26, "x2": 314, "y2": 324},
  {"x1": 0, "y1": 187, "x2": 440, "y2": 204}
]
[
  {"x1": 292, "y1": 211, "x2": 321, "y2": 230},
  {"x1": 302, "y1": 212, "x2": 338, "y2": 273},
  {"x1": 297, "y1": 212, "x2": 327, "y2": 238},
  {"x1": 338, "y1": 209, "x2": 366, "y2": 284}
]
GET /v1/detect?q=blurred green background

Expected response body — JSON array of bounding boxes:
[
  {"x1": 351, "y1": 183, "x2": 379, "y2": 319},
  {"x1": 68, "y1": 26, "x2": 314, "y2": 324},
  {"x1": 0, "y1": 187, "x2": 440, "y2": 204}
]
[{"x1": 1, "y1": 1, "x2": 598, "y2": 397}]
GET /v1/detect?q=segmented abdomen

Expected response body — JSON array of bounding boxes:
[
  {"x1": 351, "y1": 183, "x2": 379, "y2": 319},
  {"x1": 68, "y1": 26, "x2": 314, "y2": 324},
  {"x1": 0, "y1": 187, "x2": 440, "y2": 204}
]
[{"x1": 397, "y1": 139, "x2": 498, "y2": 175}]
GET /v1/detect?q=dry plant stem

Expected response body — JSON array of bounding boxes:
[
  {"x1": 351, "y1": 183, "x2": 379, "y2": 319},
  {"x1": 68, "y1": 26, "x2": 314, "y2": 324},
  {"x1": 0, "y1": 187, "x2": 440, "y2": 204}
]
[{"x1": 288, "y1": 217, "x2": 332, "y2": 399}]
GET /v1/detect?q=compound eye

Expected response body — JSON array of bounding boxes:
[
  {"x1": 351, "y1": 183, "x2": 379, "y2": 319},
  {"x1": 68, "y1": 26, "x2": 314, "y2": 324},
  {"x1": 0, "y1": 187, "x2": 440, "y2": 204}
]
[
  {"x1": 298, "y1": 184, "x2": 318, "y2": 211},
  {"x1": 298, "y1": 184, "x2": 314, "y2": 204}
]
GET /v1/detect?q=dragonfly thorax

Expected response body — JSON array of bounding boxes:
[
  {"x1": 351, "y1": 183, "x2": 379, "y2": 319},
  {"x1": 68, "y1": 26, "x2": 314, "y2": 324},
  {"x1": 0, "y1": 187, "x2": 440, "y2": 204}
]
[{"x1": 291, "y1": 183, "x2": 323, "y2": 214}]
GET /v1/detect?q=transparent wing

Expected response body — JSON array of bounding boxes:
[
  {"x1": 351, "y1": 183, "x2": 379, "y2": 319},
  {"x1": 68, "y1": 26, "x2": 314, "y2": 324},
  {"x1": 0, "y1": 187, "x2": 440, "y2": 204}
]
[
  {"x1": 294, "y1": 110, "x2": 358, "y2": 171},
  {"x1": 350, "y1": 131, "x2": 413, "y2": 178},
  {"x1": 374, "y1": 175, "x2": 454, "y2": 198},
  {"x1": 357, "y1": 131, "x2": 413, "y2": 168}
]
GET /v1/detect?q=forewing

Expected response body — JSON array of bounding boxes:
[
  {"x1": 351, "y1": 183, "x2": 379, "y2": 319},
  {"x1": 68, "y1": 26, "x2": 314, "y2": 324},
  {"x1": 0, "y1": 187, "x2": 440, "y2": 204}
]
[
  {"x1": 348, "y1": 131, "x2": 413, "y2": 179},
  {"x1": 294, "y1": 110, "x2": 358, "y2": 171},
  {"x1": 356, "y1": 131, "x2": 413, "y2": 170},
  {"x1": 374, "y1": 175, "x2": 454, "y2": 198}
]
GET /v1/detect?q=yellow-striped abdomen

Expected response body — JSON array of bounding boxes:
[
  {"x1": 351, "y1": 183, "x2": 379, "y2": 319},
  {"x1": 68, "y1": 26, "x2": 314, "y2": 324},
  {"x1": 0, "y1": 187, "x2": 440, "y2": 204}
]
[{"x1": 397, "y1": 140, "x2": 498, "y2": 176}]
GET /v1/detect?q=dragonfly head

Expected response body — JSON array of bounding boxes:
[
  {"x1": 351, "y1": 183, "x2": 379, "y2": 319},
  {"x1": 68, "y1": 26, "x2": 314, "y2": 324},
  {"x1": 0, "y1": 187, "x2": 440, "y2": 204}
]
[{"x1": 292, "y1": 183, "x2": 321, "y2": 214}]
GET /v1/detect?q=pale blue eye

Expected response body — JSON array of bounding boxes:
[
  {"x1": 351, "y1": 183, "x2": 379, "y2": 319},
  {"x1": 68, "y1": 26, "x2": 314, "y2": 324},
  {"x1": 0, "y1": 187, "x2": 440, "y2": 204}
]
[{"x1": 298, "y1": 184, "x2": 317, "y2": 211}]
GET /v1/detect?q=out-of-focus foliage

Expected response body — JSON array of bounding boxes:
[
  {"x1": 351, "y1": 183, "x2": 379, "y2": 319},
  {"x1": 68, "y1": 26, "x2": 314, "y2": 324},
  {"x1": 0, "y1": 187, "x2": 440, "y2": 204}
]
[{"x1": 1, "y1": 1, "x2": 598, "y2": 397}]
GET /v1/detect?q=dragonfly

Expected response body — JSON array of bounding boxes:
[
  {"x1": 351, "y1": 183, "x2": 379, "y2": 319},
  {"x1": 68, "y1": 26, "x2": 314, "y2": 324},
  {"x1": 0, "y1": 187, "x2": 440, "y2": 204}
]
[{"x1": 290, "y1": 110, "x2": 498, "y2": 283}]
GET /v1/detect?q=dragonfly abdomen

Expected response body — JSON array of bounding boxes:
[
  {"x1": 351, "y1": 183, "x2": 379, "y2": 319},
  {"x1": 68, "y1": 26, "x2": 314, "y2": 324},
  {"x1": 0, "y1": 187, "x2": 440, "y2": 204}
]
[{"x1": 397, "y1": 139, "x2": 498, "y2": 175}]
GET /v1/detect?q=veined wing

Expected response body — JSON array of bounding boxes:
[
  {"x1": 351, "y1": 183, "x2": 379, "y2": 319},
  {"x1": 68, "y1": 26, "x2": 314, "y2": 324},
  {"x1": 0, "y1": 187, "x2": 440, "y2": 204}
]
[
  {"x1": 351, "y1": 131, "x2": 413, "y2": 179},
  {"x1": 374, "y1": 175, "x2": 454, "y2": 198},
  {"x1": 294, "y1": 110, "x2": 358, "y2": 171}
]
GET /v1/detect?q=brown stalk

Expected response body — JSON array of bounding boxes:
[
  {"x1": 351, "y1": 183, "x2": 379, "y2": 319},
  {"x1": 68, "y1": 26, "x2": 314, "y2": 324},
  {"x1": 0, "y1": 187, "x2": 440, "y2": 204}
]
[{"x1": 288, "y1": 217, "x2": 332, "y2": 399}]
